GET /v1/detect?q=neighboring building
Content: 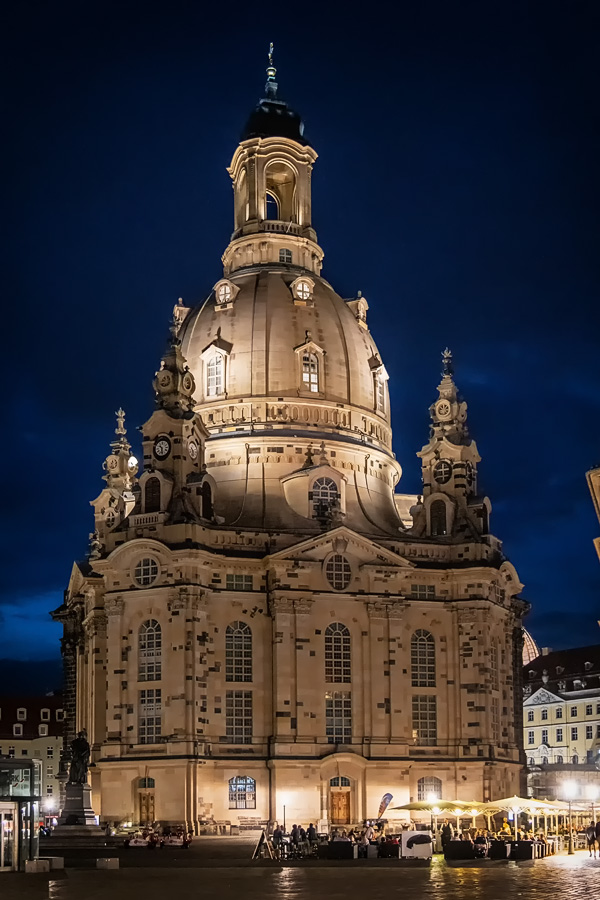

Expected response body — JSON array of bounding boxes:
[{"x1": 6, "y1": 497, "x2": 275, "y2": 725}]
[
  {"x1": 53, "y1": 56, "x2": 528, "y2": 830},
  {"x1": 0, "y1": 696, "x2": 64, "y2": 817},
  {"x1": 524, "y1": 645, "x2": 600, "y2": 800},
  {"x1": 587, "y1": 461, "x2": 600, "y2": 564},
  {"x1": 0, "y1": 757, "x2": 42, "y2": 870}
]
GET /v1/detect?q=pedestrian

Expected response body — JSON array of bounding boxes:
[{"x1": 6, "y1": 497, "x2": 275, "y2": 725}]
[
  {"x1": 272, "y1": 824, "x2": 283, "y2": 860},
  {"x1": 307, "y1": 823, "x2": 317, "y2": 844},
  {"x1": 441, "y1": 818, "x2": 453, "y2": 850},
  {"x1": 586, "y1": 821, "x2": 597, "y2": 858}
]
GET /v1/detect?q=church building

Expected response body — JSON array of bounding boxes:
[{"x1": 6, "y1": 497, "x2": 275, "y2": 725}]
[{"x1": 53, "y1": 57, "x2": 528, "y2": 830}]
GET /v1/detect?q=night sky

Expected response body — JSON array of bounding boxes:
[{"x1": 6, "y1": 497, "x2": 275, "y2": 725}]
[{"x1": 2, "y1": 1, "x2": 599, "y2": 678}]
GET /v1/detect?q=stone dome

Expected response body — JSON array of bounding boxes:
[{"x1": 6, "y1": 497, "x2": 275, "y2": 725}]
[{"x1": 179, "y1": 266, "x2": 392, "y2": 456}]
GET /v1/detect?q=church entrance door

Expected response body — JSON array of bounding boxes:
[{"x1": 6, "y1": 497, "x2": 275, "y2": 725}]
[
  {"x1": 330, "y1": 791, "x2": 350, "y2": 825},
  {"x1": 139, "y1": 791, "x2": 155, "y2": 825}
]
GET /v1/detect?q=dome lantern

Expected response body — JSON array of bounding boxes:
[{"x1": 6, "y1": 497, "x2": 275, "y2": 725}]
[{"x1": 223, "y1": 46, "x2": 323, "y2": 277}]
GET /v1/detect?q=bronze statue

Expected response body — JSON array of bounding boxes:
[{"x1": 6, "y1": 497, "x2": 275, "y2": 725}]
[{"x1": 67, "y1": 730, "x2": 90, "y2": 785}]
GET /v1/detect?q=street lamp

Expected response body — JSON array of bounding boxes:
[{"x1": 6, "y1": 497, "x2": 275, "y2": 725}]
[
  {"x1": 562, "y1": 780, "x2": 577, "y2": 855},
  {"x1": 585, "y1": 784, "x2": 599, "y2": 824}
]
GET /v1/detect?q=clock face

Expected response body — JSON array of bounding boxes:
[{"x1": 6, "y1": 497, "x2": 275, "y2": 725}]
[
  {"x1": 188, "y1": 440, "x2": 198, "y2": 460},
  {"x1": 108, "y1": 457, "x2": 118, "y2": 470},
  {"x1": 434, "y1": 460, "x2": 452, "y2": 484},
  {"x1": 153, "y1": 436, "x2": 171, "y2": 460},
  {"x1": 436, "y1": 399, "x2": 452, "y2": 420}
]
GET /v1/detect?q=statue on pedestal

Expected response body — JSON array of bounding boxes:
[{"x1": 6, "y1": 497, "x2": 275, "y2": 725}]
[{"x1": 67, "y1": 730, "x2": 90, "y2": 785}]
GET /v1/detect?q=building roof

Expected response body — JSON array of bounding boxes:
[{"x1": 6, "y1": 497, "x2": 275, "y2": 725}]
[
  {"x1": 0, "y1": 695, "x2": 63, "y2": 740},
  {"x1": 242, "y1": 97, "x2": 309, "y2": 146},
  {"x1": 523, "y1": 644, "x2": 600, "y2": 696}
]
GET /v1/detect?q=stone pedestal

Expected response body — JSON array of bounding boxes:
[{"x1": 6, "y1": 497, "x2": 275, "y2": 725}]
[{"x1": 57, "y1": 783, "x2": 99, "y2": 828}]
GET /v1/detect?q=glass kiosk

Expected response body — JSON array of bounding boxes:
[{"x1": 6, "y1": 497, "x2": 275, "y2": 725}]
[{"x1": 0, "y1": 758, "x2": 41, "y2": 871}]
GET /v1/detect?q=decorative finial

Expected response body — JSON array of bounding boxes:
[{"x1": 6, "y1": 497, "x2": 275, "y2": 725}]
[
  {"x1": 441, "y1": 348, "x2": 454, "y2": 377},
  {"x1": 265, "y1": 41, "x2": 278, "y2": 98},
  {"x1": 115, "y1": 408, "x2": 126, "y2": 436}
]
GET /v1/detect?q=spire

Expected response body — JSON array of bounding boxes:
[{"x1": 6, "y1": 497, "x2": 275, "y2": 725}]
[
  {"x1": 265, "y1": 41, "x2": 278, "y2": 99},
  {"x1": 429, "y1": 348, "x2": 470, "y2": 446},
  {"x1": 153, "y1": 321, "x2": 197, "y2": 419}
]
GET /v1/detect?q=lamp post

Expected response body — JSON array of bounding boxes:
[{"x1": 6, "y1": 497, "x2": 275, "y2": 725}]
[
  {"x1": 585, "y1": 784, "x2": 599, "y2": 824},
  {"x1": 426, "y1": 792, "x2": 440, "y2": 838},
  {"x1": 283, "y1": 805, "x2": 286, "y2": 834},
  {"x1": 562, "y1": 780, "x2": 577, "y2": 855}
]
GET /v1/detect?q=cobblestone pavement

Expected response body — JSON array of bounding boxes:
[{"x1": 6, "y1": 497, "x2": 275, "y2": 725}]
[{"x1": 3, "y1": 854, "x2": 600, "y2": 900}]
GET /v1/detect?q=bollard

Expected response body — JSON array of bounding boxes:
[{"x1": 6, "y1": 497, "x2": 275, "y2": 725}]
[{"x1": 25, "y1": 859, "x2": 50, "y2": 873}]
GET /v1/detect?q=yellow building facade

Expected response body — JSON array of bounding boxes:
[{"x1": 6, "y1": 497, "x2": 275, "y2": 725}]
[{"x1": 54, "y1": 60, "x2": 528, "y2": 830}]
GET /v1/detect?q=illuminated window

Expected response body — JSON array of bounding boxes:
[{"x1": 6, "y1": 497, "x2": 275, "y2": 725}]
[
  {"x1": 325, "y1": 691, "x2": 352, "y2": 744},
  {"x1": 133, "y1": 558, "x2": 159, "y2": 587},
  {"x1": 376, "y1": 375, "x2": 386, "y2": 412},
  {"x1": 225, "y1": 622, "x2": 252, "y2": 683},
  {"x1": 302, "y1": 352, "x2": 319, "y2": 392},
  {"x1": 206, "y1": 355, "x2": 224, "y2": 396},
  {"x1": 279, "y1": 249, "x2": 292, "y2": 263},
  {"x1": 325, "y1": 555, "x2": 352, "y2": 591},
  {"x1": 412, "y1": 695, "x2": 437, "y2": 745},
  {"x1": 411, "y1": 630, "x2": 436, "y2": 687},
  {"x1": 325, "y1": 623, "x2": 351, "y2": 683},
  {"x1": 417, "y1": 776, "x2": 442, "y2": 801},
  {"x1": 296, "y1": 280, "x2": 311, "y2": 301},
  {"x1": 139, "y1": 689, "x2": 162, "y2": 744},
  {"x1": 139, "y1": 620, "x2": 162, "y2": 682},
  {"x1": 217, "y1": 283, "x2": 232, "y2": 304},
  {"x1": 229, "y1": 776, "x2": 256, "y2": 809},
  {"x1": 330, "y1": 776, "x2": 351, "y2": 787}
]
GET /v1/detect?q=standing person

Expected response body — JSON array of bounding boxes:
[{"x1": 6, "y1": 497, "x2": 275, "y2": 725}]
[
  {"x1": 272, "y1": 824, "x2": 283, "y2": 860},
  {"x1": 291, "y1": 823, "x2": 300, "y2": 851},
  {"x1": 364, "y1": 822, "x2": 374, "y2": 843},
  {"x1": 307, "y1": 823, "x2": 317, "y2": 844},
  {"x1": 586, "y1": 821, "x2": 597, "y2": 858},
  {"x1": 441, "y1": 818, "x2": 453, "y2": 850}
]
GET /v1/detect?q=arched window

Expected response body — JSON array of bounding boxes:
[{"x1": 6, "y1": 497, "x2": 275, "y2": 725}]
[
  {"x1": 302, "y1": 352, "x2": 319, "y2": 392},
  {"x1": 201, "y1": 481, "x2": 213, "y2": 519},
  {"x1": 430, "y1": 499, "x2": 447, "y2": 536},
  {"x1": 329, "y1": 776, "x2": 351, "y2": 787},
  {"x1": 572, "y1": 755, "x2": 579, "y2": 765},
  {"x1": 206, "y1": 355, "x2": 224, "y2": 396},
  {"x1": 228, "y1": 776, "x2": 256, "y2": 809},
  {"x1": 417, "y1": 776, "x2": 442, "y2": 801},
  {"x1": 139, "y1": 777, "x2": 155, "y2": 789},
  {"x1": 139, "y1": 620, "x2": 162, "y2": 682},
  {"x1": 325, "y1": 623, "x2": 351, "y2": 683},
  {"x1": 311, "y1": 477, "x2": 338, "y2": 519},
  {"x1": 556, "y1": 755, "x2": 563, "y2": 764},
  {"x1": 226, "y1": 621, "x2": 252, "y2": 682},
  {"x1": 265, "y1": 190, "x2": 279, "y2": 220},
  {"x1": 375, "y1": 374, "x2": 386, "y2": 412},
  {"x1": 411, "y1": 630, "x2": 436, "y2": 687},
  {"x1": 145, "y1": 477, "x2": 161, "y2": 513}
]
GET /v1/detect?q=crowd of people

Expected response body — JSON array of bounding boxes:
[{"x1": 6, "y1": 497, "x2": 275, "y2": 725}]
[{"x1": 271, "y1": 822, "x2": 399, "y2": 859}]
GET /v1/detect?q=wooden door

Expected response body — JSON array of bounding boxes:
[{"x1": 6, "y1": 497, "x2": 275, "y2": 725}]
[
  {"x1": 139, "y1": 791, "x2": 155, "y2": 825},
  {"x1": 330, "y1": 791, "x2": 350, "y2": 824}
]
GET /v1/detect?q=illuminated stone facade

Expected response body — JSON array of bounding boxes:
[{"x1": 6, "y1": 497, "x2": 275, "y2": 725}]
[{"x1": 54, "y1": 61, "x2": 527, "y2": 830}]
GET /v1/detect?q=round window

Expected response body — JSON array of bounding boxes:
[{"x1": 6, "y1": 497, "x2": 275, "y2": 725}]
[
  {"x1": 133, "y1": 557, "x2": 159, "y2": 587},
  {"x1": 325, "y1": 554, "x2": 352, "y2": 591},
  {"x1": 433, "y1": 460, "x2": 452, "y2": 484},
  {"x1": 296, "y1": 280, "x2": 311, "y2": 301},
  {"x1": 217, "y1": 283, "x2": 232, "y2": 304}
]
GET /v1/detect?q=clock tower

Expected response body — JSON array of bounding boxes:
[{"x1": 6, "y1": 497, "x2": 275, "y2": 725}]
[
  {"x1": 413, "y1": 349, "x2": 491, "y2": 540},
  {"x1": 137, "y1": 328, "x2": 210, "y2": 522}
]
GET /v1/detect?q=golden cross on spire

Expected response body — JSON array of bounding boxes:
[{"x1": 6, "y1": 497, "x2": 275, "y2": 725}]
[
  {"x1": 115, "y1": 408, "x2": 126, "y2": 435},
  {"x1": 268, "y1": 42, "x2": 274, "y2": 67}
]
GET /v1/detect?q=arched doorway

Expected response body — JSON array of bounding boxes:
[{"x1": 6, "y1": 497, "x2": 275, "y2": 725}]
[{"x1": 329, "y1": 776, "x2": 351, "y2": 825}]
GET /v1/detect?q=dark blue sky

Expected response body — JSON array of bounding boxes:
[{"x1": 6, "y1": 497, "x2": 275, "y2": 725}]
[{"x1": 2, "y1": 0, "x2": 599, "y2": 667}]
